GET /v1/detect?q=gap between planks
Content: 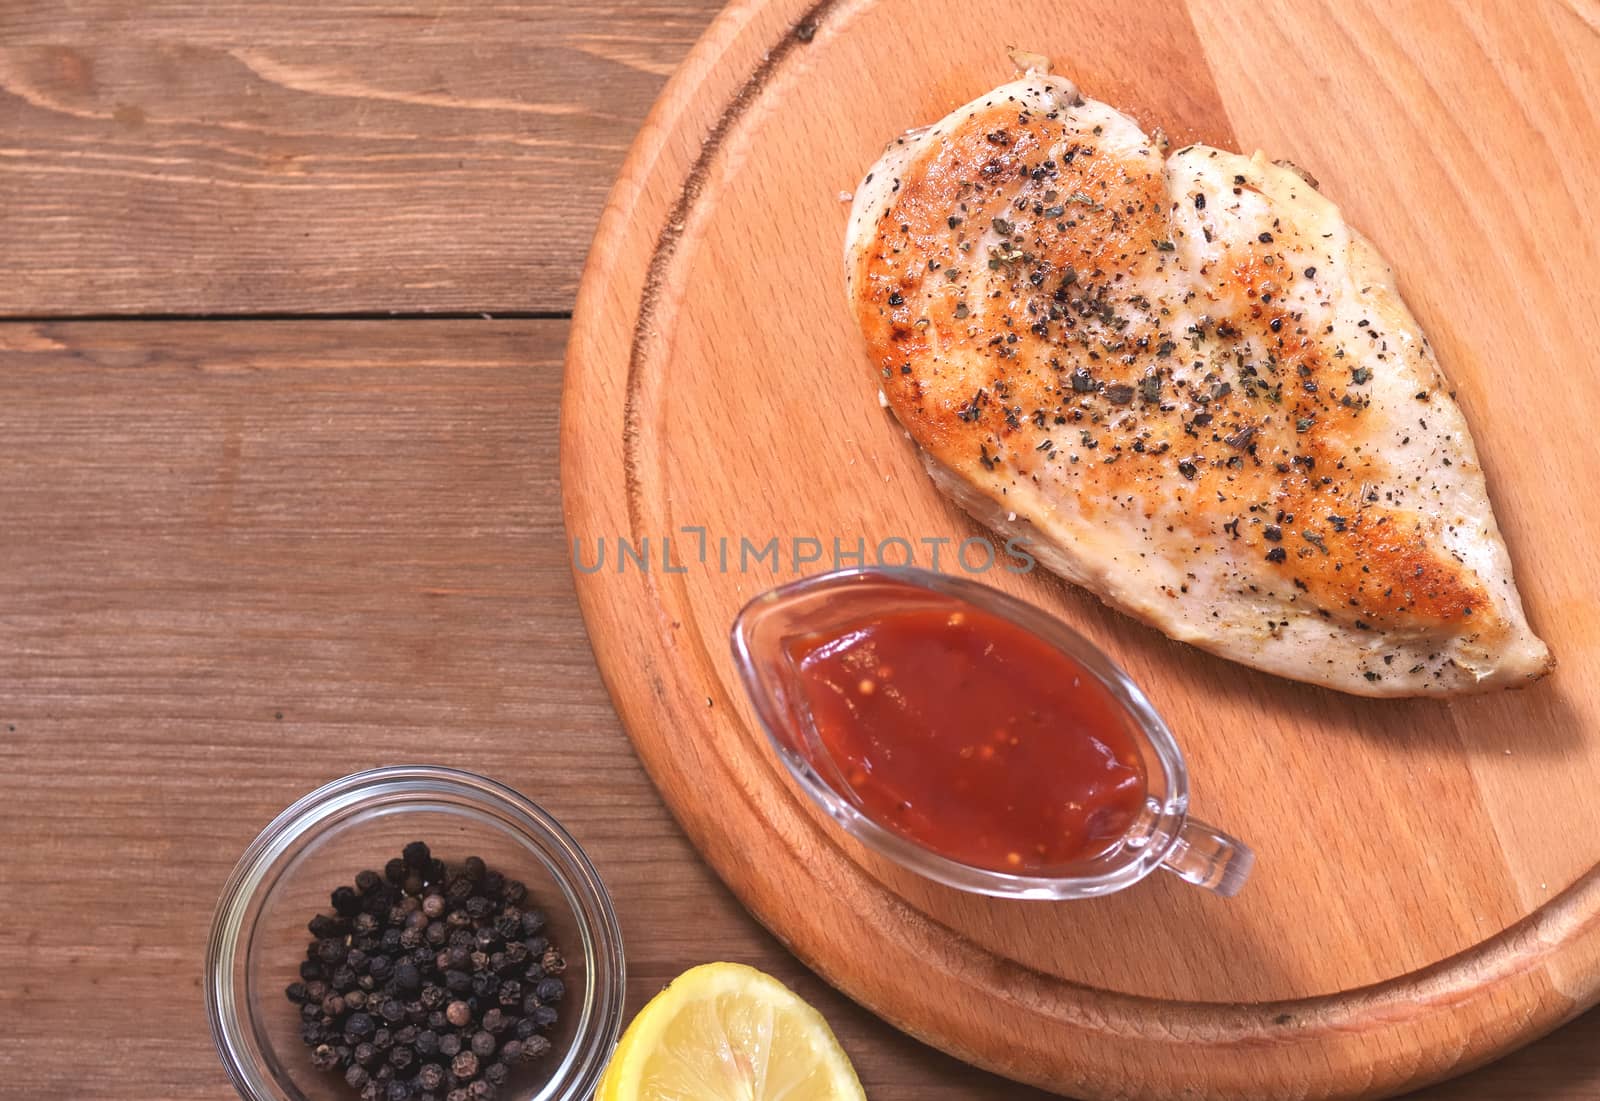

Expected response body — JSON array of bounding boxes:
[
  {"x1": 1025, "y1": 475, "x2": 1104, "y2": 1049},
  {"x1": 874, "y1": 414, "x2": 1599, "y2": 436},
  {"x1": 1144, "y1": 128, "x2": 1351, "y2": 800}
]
[{"x1": 0, "y1": 310, "x2": 574, "y2": 323}]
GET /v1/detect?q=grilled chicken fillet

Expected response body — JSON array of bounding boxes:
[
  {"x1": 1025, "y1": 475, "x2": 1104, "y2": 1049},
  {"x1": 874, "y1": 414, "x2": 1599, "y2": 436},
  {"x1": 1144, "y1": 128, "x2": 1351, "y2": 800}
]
[{"x1": 846, "y1": 73, "x2": 1551, "y2": 696}]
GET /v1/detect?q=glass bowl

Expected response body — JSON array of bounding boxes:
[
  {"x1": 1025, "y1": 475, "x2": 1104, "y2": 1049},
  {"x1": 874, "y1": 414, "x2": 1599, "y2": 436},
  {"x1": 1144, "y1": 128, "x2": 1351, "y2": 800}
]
[{"x1": 206, "y1": 766, "x2": 625, "y2": 1101}]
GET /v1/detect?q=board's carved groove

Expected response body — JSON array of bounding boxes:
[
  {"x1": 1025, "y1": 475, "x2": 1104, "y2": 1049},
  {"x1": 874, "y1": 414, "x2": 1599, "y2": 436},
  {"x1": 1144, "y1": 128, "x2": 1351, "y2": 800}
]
[{"x1": 623, "y1": 0, "x2": 842, "y2": 533}]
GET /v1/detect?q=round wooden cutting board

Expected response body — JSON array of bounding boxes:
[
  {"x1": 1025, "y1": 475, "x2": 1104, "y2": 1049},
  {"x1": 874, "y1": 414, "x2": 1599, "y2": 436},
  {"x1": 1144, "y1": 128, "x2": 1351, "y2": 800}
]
[{"x1": 561, "y1": 2, "x2": 1600, "y2": 1097}]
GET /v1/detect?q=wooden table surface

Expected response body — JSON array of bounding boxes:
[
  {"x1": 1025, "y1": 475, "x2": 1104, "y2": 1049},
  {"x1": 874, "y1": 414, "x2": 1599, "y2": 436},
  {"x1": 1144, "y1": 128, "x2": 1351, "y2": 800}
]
[{"x1": 0, "y1": 3, "x2": 1594, "y2": 1098}]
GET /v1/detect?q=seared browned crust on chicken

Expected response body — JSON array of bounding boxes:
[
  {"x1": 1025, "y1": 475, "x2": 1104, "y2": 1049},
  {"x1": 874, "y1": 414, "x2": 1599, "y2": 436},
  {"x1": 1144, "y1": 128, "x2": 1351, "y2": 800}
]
[{"x1": 846, "y1": 74, "x2": 1551, "y2": 696}]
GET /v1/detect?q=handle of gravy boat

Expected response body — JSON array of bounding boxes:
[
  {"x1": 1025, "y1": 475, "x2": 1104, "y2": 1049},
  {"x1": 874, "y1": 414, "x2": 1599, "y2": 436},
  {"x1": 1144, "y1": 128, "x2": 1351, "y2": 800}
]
[{"x1": 1160, "y1": 817, "x2": 1254, "y2": 897}]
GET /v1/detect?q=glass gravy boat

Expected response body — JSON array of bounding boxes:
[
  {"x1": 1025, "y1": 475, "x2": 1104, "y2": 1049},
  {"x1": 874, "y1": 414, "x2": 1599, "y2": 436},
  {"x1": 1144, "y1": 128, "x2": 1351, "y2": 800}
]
[{"x1": 730, "y1": 567, "x2": 1253, "y2": 900}]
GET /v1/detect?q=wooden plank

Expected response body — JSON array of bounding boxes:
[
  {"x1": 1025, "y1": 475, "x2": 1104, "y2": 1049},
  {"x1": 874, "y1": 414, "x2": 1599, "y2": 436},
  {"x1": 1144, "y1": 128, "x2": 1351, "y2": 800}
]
[
  {"x1": 0, "y1": 2, "x2": 724, "y2": 316},
  {"x1": 0, "y1": 318, "x2": 1593, "y2": 1097}
]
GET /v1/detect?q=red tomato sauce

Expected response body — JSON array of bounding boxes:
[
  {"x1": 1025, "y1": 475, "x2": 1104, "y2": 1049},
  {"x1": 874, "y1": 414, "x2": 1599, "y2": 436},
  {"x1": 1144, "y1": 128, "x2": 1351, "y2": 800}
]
[{"x1": 786, "y1": 598, "x2": 1147, "y2": 874}]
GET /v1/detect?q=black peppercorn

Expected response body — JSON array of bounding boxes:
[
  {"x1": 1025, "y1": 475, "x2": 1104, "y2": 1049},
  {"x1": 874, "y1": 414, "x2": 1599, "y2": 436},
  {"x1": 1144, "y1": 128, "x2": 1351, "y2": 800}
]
[
  {"x1": 300, "y1": 959, "x2": 324, "y2": 982},
  {"x1": 388, "y1": 1046, "x2": 414, "y2": 1073},
  {"x1": 520, "y1": 1035, "x2": 552, "y2": 1062},
  {"x1": 322, "y1": 994, "x2": 347, "y2": 1018},
  {"x1": 470, "y1": 973, "x2": 498, "y2": 1001},
  {"x1": 344, "y1": 1012, "x2": 376, "y2": 1041},
  {"x1": 355, "y1": 912, "x2": 380, "y2": 936},
  {"x1": 451, "y1": 1051, "x2": 479, "y2": 1080},
  {"x1": 332, "y1": 965, "x2": 358, "y2": 992},
  {"x1": 394, "y1": 962, "x2": 421, "y2": 992},
  {"x1": 480, "y1": 1009, "x2": 506, "y2": 1035},
  {"x1": 286, "y1": 982, "x2": 309, "y2": 1004},
  {"x1": 311, "y1": 1044, "x2": 340, "y2": 1071},
  {"x1": 427, "y1": 1009, "x2": 448, "y2": 1030},
  {"x1": 534, "y1": 978, "x2": 563, "y2": 1004},
  {"x1": 416, "y1": 1030, "x2": 440, "y2": 1057},
  {"x1": 483, "y1": 1062, "x2": 508, "y2": 1088},
  {"x1": 513, "y1": 1017, "x2": 537, "y2": 1041},
  {"x1": 368, "y1": 956, "x2": 393, "y2": 982},
  {"x1": 422, "y1": 893, "x2": 446, "y2": 918},
  {"x1": 540, "y1": 948, "x2": 565, "y2": 975},
  {"x1": 403, "y1": 840, "x2": 432, "y2": 869},
  {"x1": 425, "y1": 923, "x2": 448, "y2": 947},
  {"x1": 373, "y1": 1028, "x2": 393, "y2": 1051},
  {"x1": 385, "y1": 1079, "x2": 412, "y2": 1101},
  {"x1": 426, "y1": 857, "x2": 447, "y2": 883},
  {"x1": 467, "y1": 1080, "x2": 492, "y2": 1101},
  {"x1": 346, "y1": 1065, "x2": 370, "y2": 1090},
  {"x1": 469, "y1": 1030, "x2": 496, "y2": 1058},
  {"x1": 498, "y1": 1039, "x2": 523, "y2": 1063},
  {"x1": 531, "y1": 1004, "x2": 558, "y2": 1031},
  {"x1": 480, "y1": 871, "x2": 504, "y2": 898},
  {"x1": 416, "y1": 1063, "x2": 445, "y2": 1092},
  {"x1": 438, "y1": 1032, "x2": 462, "y2": 1058},
  {"x1": 310, "y1": 913, "x2": 345, "y2": 938},
  {"x1": 384, "y1": 857, "x2": 408, "y2": 884},
  {"x1": 380, "y1": 929, "x2": 403, "y2": 954},
  {"x1": 354, "y1": 1041, "x2": 379, "y2": 1067},
  {"x1": 332, "y1": 886, "x2": 363, "y2": 917}
]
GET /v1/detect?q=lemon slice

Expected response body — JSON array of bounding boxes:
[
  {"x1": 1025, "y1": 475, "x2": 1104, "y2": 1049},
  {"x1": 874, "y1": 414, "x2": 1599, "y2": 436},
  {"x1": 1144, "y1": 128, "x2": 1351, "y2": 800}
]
[{"x1": 598, "y1": 962, "x2": 866, "y2": 1101}]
